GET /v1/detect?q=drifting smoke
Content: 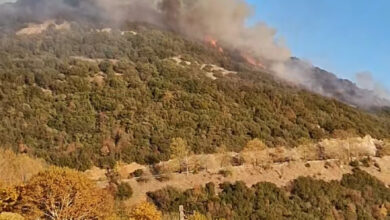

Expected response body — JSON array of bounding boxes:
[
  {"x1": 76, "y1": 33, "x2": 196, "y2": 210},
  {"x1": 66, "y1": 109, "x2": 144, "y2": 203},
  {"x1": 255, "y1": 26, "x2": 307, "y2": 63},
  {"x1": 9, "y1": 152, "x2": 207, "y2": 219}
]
[
  {"x1": 355, "y1": 72, "x2": 390, "y2": 101},
  {"x1": 277, "y1": 59, "x2": 390, "y2": 108},
  {"x1": 0, "y1": 0, "x2": 291, "y2": 64},
  {"x1": 0, "y1": 0, "x2": 388, "y2": 108}
]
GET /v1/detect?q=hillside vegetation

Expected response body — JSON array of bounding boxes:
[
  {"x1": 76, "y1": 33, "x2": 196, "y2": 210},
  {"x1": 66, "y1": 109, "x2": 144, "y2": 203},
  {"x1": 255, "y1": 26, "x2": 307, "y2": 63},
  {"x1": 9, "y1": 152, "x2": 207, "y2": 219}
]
[
  {"x1": 0, "y1": 22, "x2": 389, "y2": 169},
  {"x1": 2, "y1": 143, "x2": 390, "y2": 219},
  {"x1": 148, "y1": 169, "x2": 390, "y2": 219}
]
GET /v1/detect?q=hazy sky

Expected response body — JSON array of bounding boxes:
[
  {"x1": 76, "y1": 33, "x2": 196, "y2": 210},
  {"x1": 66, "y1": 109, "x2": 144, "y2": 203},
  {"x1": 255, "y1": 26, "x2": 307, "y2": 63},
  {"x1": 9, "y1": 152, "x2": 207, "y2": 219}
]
[{"x1": 246, "y1": 0, "x2": 390, "y2": 89}]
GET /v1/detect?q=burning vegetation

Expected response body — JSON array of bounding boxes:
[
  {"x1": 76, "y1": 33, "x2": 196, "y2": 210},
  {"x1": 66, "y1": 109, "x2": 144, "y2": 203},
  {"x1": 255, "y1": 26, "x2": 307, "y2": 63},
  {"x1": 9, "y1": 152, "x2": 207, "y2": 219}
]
[
  {"x1": 204, "y1": 35, "x2": 224, "y2": 53},
  {"x1": 2, "y1": 0, "x2": 389, "y2": 107}
]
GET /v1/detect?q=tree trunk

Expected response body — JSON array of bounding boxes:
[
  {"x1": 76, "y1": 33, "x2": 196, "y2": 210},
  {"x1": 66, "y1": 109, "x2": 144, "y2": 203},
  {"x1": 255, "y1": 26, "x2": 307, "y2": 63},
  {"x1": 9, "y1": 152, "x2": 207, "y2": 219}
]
[{"x1": 185, "y1": 155, "x2": 189, "y2": 176}]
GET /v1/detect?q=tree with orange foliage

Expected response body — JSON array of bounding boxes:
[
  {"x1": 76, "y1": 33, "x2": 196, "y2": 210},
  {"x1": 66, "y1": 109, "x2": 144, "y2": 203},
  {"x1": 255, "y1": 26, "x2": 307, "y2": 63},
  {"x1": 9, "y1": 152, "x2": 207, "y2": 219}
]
[
  {"x1": 128, "y1": 201, "x2": 162, "y2": 220},
  {"x1": 18, "y1": 167, "x2": 114, "y2": 219},
  {"x1": 0, "y1": 184, "x2": 21, "y2": 214}
]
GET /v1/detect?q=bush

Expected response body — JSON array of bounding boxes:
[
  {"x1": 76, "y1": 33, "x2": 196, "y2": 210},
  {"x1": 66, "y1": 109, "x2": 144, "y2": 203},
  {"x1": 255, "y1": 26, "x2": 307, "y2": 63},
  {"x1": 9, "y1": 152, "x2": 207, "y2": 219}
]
[
  {"x1": 244, "y1": 139, "x2": 266, "y2": 152},
  {"x1": 349, "y1": 160, "x2": 359, "y2": 167},
  {"x1": 128, "y1": 202, "x2": 162, "y2": 220},
  {"x1": 360, "y1": 157, "x2": 372, "y2": 167},
  {"x1": 218, "y1": 169, "x2": 233, "y2": 177},
  {"x1": 341, "y1": 169, "x2": 390, "y2": 203},
  {"x1": 133, "y1": 169, "x2": 144, "y2": 178},
  {"x1": 188, "y1": 211, "x2": 208, "y2": 220},
  {"x1": 231, "y1": 155, "x2": 245, "y2": 166},
  {"x1": 115, "y1": 182, "x2": 133, "y2": 200}
]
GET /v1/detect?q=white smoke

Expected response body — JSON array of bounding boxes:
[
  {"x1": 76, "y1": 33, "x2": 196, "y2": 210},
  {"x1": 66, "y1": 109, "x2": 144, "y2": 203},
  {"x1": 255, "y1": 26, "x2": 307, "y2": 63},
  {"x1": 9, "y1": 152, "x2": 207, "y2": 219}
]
[
  {"x1": 356, "y1": 72, "x2": 390, "y2": 101},
  {"x1": 1, "y1": 0, "x2": 389, "y2": 108}
]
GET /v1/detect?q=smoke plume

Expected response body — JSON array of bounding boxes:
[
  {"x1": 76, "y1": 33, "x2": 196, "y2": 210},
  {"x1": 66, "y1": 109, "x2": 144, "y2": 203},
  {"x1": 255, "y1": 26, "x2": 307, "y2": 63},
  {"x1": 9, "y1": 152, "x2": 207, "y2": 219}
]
[
  {"x1": 0, "y1": 0, "x2": 291, "y2": 63},
  {"x1": 355, "y1": 72, "x2": 390, "y2": 101},
  {"x1": 0, "y1": 0, "x2": 389, "y2": 108}
]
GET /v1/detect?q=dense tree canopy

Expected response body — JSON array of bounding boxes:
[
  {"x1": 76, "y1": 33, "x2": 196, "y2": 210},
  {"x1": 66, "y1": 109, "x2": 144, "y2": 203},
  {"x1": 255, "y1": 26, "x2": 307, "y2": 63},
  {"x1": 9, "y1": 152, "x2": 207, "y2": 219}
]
[
  {"x1": 148, "y1": 169, "x2": 390, "y2": 219},
  {"x1": 0, "y1": 22, "x2": 389, "y2": 169}
]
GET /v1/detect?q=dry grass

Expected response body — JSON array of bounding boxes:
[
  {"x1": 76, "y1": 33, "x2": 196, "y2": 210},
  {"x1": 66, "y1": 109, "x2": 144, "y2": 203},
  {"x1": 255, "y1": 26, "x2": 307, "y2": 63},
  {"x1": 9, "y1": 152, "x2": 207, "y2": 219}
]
[
  {"x1": 319, "y1": 136, "x2": 378, "y2": 163},
  {"x1": 296, "y1": 144, "x2": 320, "y2": 161},
  {"x1": 377, "y1": 139, "x2": 390, "y2": 157},
  {"x1": 16, "y1": 20, "x2": 70, "y2": 36},
  {"x1": 0, "y1": 149, "x2": 47, "y2": 185}
]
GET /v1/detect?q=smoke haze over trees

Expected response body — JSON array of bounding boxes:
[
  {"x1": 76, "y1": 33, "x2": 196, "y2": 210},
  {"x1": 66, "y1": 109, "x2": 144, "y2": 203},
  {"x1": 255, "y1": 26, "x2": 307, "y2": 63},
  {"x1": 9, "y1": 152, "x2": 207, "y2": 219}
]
[{"x1": 0, "y1": 0, "x2": 389, "y2": 108}]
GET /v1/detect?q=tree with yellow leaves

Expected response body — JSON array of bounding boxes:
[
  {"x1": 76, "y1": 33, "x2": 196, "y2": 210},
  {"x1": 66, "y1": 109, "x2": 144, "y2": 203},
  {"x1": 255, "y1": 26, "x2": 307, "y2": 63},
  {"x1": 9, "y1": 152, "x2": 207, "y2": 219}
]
[
  {"x1": 0, "y1": 149, "x2": 46, "y2": 185},
  {"x1": 0, "y1": 184, "x2": 21, "y2": 214},
  {"x1": 128, "y1": 201, "x2": 162, "y2": 220},
  {"x1": 18, "y1": 167, "x2": 114, "y2": 219},
  {"x1": 188, "y1": 211, "x2": 209, "y2": 220},
  {"x1": 244, "y1": 138, "x2": 266, "y2": 152},
  {"x1": 170, "y1": 138, "x2": 191, "y2": 175},
  {"x1": 241, "y1": 138, "x2": 267, "y2": 166},
  {"x1": 0, "y1": 212, "x2": 24, "y2": 220}
]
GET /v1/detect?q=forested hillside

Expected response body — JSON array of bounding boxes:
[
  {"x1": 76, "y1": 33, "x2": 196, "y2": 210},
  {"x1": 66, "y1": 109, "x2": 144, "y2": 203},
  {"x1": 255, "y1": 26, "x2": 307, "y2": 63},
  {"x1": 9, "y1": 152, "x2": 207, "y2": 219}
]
[
  {"x1": 148, "y1": 169, "x2": 390, "y2": 219},
  {"x1": 0, "y1": 22, "x2": 389, "y2": 169}
]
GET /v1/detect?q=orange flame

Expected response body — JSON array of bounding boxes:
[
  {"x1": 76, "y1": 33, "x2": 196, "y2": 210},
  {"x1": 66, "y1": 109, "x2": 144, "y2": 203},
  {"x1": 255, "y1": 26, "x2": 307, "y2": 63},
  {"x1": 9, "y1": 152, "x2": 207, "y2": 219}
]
[
  {"x1": 205, "y1": 36, "x2": 218, "y2": 47},
  {"x1": 241, "y1": 53, "x2": 265, "y2": 69},
  {"x1": 204, "y1": 35, "x2": 224, "y2": 53}
]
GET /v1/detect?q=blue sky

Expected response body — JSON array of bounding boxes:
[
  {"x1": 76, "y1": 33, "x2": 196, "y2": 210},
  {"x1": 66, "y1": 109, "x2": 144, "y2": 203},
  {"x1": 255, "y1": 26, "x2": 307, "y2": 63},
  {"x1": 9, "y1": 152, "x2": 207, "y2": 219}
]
[{"x1": 246, "y1": 0, "x2": 390, "y2": 89}]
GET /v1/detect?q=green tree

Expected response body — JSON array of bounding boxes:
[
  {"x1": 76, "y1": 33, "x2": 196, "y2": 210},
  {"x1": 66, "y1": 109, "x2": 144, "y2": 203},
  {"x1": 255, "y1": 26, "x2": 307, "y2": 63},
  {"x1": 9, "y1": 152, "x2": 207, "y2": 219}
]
[{"x1": 116, "y1": 182, "x2": 133, "y2": 200}]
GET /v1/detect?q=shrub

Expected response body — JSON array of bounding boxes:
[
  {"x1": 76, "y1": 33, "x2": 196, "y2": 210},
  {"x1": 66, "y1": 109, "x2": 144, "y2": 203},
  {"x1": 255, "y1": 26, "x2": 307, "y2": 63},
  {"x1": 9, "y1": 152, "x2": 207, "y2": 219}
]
[
  {"x1": 218, "y1": 169, "x2": 233, "y2": 178},
  {"x1": 341, "y1": 169, "x2": 390, "y2": 203},
  {"x1": 133, "y1": 169, "x2": 144, "y2": 178},
  {"x1": 0, "y1": 185, "x2": 20, "y2": 213},
  {"x1": 231, "y1": 155, "x2": 245, "y2": 166},
  {"x1": 128, "y1": 202, "x2": 162, "y2": 220},
  {"x1": 349, "y1": 160, "x2": 359, "y2": 167},
  {"x1": 244, "y1": 139, "x2": 267, "y2": 152},
  {"x1": 360, "y1": 157, "x2": 372, "y2": 167},
  {"x1": 116, "y1": 182, "x2": 133, "y2": 200},
  {"x1": 188, "y1": 211, "x2": 208, "y2": 220}
]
